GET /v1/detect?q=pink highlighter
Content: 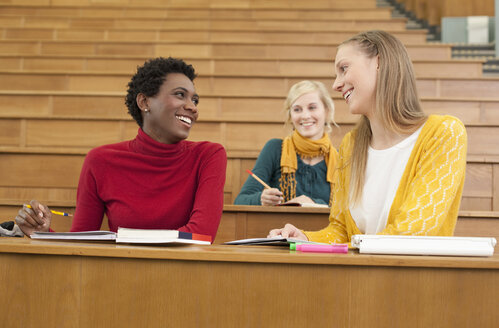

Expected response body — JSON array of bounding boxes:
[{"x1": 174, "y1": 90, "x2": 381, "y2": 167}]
[{"x1": 295, "y1": 243, "x2": 348, "y2": 254}]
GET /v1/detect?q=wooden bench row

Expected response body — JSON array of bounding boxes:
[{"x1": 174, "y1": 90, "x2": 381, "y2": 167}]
[
  {"x1": 1, "y1": 91, "x2": 498, "y2": 125},
  {"x1": 0, "y1": 149, "x2": 497, "y2": 212},
  {"x1": 1, "y1": 71, "x2": 498, "y2": 100},
  {"x1": 0, "y1": 4, "x2": 388, "y2": 20},
  {"x1": 0, "y1": 28, "x2": 429, "y2": 45},
  {"x1": 0, "y1": 18, "x2": 408, "y2": 32},
  {"x1": 0, "y1": 116, "x2": 498, "y2": 155},
  {"x1": 0, "y1": 55, "x2": 485, "y2": 79},
  {"x1": 0, "y1": 40, "x2": 452, "y2": 60}
]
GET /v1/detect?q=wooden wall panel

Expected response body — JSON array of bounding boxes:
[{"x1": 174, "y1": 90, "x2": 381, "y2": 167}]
[
  {"x1": 494, "y1": 164, "x2": 499, "y2": 211},
  {"x1": 0, "y1": 154, "x2": 83, "y2": 188},
  {"x1": 467, "y1": 126, "x2": 499, "y2": 156},
  {"x1": 463, "y1": 163, "x2": 493, "y2": 199},
  {"x1": 26, "y1": 120, "x2": 122, "y2": 147},
  {"x1": 0, "y1": 95, "x2": 51, "y2": 116},
  {"x1": 52, "y1": 95, "x2": 129, "y2": 118},
  {"x1": 0, "y1": 119, "x2": 21, "y2": 146},
  {"x1": 0, "y1": 41, "x2": 38, "y2": 55},
  {"x1": 0, "y1": 187, "x2": 77, "y2": 205},
  {"x1": 396, "y1": 0, "x2": 494, "y2": 26}
]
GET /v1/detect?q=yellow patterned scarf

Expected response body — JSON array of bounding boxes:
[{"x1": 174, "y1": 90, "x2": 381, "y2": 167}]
[{"x1": 280, "y1": 130, "x2": 337, "y2": 205}]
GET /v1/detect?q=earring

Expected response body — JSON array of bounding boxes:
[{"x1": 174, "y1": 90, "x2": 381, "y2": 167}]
[{"x1": 144, "y1": 108, "x2": 150, "y2": 113}]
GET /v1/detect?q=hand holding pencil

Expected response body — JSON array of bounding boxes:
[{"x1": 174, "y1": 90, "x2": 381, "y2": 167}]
[
  {"x1": 15, "y1": 200, "x2": 53, "y2": 237},
  {"x1": 246, "y1": 169, "x2": 284, "y2": 206}
]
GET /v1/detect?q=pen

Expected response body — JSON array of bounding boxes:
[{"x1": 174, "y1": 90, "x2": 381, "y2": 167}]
[
  {"x1": 25, "y1": 204, "x2": 73, "y2": 217},
  {"x1": 295, "y1": 243, "x2": 348, "y2": 254},
  {"x1": 246, "y1": 169, "x2": 271, "y2": 189}
]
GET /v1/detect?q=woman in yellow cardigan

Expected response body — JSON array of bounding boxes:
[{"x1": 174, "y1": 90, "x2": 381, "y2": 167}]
[{"x1": 269, "y1": 30, "x2": 467, "y2": 243}]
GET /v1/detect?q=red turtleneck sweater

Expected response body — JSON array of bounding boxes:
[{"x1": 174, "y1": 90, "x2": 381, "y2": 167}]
[{"x1": 70, "y1": 128, "x2": 227, "y2": 241}]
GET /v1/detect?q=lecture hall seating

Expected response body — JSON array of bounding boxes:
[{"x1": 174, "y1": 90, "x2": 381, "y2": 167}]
[{"x1": 0, "y1": 0, "x2": 498, "y2": 232}]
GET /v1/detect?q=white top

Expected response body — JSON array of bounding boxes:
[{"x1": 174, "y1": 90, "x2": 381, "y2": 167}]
[{"x1": 350, "y1": 126, "x2": 423, "y2": 234}]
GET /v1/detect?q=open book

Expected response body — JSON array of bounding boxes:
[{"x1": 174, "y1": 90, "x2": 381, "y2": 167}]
[
  {"x1": 31, "y1": 228, "x2": 211, "y2": 245},
  {"x1": 277, "y1": 202, "x2": 329, "y2": 208},
  {"x1": 31, "y1": 231, "x2": 116, "y2": 241},
  {"x1": 224, "y1": 236, "x2": 327, "y2": 246},
  {"x1": 351, "y1": 234, "x2": 497, "y2": 257}
]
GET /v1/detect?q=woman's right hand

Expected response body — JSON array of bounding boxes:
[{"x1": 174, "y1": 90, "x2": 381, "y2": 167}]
[
  {"x1": 260, "y1": 188, "x2": 284, "y2": 206},
  {"x1": 267, "y1": 223, "x2": 308, "y2": 241},
  {"x1": 15, "y1": 200, "x2": 52, "y2": 237}
]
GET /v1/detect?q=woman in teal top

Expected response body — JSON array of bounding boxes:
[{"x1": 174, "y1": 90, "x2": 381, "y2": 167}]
[{"x1": 234, "y1": 80, "x2": 338, "y2": 206}]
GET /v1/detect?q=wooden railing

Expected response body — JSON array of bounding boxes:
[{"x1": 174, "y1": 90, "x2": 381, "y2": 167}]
[{"x1": 395, "y1": 0, "x2": 495, "y2": 26}]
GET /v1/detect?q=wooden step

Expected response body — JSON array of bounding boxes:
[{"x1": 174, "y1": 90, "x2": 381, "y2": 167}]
[
  {"x1": 0, "y1": 151, "x2": 497, "y2": 212},
  {"x1": 0, "y1": 28, "x2": 429, "y2": 45},
  {"x1": 0, "y1": 18, "x2": 408, "y2": 33},
  {"x1": 1, "y1": 91, "x2": 498, "y2": 125},
  {"x1": 2, "y1": 117, "x2": 498, "y2": 156},
  {"x1": 0, "y1": 5, "x2": 389, "y2": 21},
  {"x1": 2, "y1": 71, "x2": 498, "y2": 100},
  {"x1": 0, "y1": 40, "x2": 452, "y2": 60},
  {"x1": 0, "y1": 55, "x2": 484, "y2": 79}
]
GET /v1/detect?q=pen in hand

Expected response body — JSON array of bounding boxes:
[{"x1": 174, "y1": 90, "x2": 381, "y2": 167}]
[{"x1": 25, "y1": 204, "x2": 73, "y2": 217}]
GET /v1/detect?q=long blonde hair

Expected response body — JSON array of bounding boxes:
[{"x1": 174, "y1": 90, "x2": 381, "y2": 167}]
[{"x1": 345, "y1": 30, "x2": 428, "y2": 204}]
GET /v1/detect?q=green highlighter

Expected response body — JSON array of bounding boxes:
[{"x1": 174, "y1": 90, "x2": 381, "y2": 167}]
[{"x1": 290, "y1": 243, "x2": 303, "y2": 251}]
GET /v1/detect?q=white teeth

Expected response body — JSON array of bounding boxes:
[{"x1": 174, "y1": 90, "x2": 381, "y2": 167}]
[
  {"x1": 344, "y1": 90, "x2": 352, "y2": 100},
  {"x1": 176, "y1": 115, "x2": 192, "y2": 125},
  {"x1": 301, "y1": 122, "x2": 314, "y2": 127}
]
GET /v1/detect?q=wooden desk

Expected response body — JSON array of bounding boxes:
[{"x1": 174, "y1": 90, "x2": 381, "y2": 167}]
[
  {"x1": 0, "y1": 237, "x2": 497, "y2": 328},
  {"x1": 217, "y1": 205, "x2": 499, "y2": 244}
]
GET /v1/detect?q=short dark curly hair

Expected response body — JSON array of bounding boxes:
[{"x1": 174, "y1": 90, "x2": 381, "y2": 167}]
[{"x1": 125, "y1": 57, "x2": 197, "y2": 127}]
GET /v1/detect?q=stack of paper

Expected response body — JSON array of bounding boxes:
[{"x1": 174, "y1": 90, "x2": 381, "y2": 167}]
[{"x1": 30, "y1": 228, "x2": 212, "y2": 245}]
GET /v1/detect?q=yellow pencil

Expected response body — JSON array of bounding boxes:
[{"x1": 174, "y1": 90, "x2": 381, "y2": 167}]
[
  {"x1": 246, "y1": 169, "x2": 271, "y2": 189},
  {"x1": 25, "y1": 204, "x2": 73, "y2": 217}
]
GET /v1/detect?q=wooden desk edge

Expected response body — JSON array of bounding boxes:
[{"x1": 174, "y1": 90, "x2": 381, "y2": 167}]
[{"x1": 1, "y1": 237, "x2": 498, "y2": 270}]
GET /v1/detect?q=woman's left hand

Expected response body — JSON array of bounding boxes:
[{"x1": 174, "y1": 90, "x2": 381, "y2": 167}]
[{"x1": 287, "y1": 195, "x2": 314, "y2": 204}]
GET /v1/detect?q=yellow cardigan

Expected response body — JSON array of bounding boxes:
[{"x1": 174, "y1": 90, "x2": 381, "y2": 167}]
[{"x1": 304, "y1": 115, "x2": 468, "y2": 243}]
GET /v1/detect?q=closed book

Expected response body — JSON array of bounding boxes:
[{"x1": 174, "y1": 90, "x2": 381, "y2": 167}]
[{"x1": 116, "y1": 227, "x2": 211, "y2": 245}]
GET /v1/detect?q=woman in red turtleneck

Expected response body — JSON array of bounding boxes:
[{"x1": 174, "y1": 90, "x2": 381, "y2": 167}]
[{"x1": 15, "y1": 57, "x2": 227, "y2": 241}]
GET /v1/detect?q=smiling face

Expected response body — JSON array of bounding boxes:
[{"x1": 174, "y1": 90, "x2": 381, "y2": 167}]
[
  {"x1": 332, "y1": 43, "x2": 378, "y2": 118},
  {"x1": 289, "y1": 91, "x2": 327, "y2": 140},
  {"x1": 139, "y1": 73, "x2": 199, "y2": 144}
]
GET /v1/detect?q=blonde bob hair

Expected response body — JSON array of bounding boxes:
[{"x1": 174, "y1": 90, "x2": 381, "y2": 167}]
[
  {"x1": 284, "y1": 80, "x2": 336, "y2": 133},
  {"x1": 344, "y1": 30, "x2": 427, "y2": 204}
]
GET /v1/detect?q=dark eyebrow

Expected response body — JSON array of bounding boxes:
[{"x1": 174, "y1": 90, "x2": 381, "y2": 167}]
[{"x1": 173, "y1": 87, "x2": 199, "y2": 99}]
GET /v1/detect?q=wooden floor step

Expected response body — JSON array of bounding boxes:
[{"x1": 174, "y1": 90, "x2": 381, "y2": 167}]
[
  {"x1": 0, "y1": 55, "x2": 485, "y2": 79},
  {"x1": 0, "y1": 20, "x2": 409, "y2": 33},
  {"x1": 2, "y1": 71, "x2": 499, "y2": 100},
  {"x1": 0, "y1": 114, "x2": 498, "y2": 155},
  {"x1": 0, "y1": 151, "x2": 497, "y2": 212},
  {"x1": 0, "y1": 28, "x2": 429, "y2": 45},
  {"x1": 0, "y1": 40, "x2": 452, "y2": 61},
  {"x1": 1, "y1": 91, "x2": 498, "y2": 125},
  {"x1": 0, "y1": 5, "x2": 389, "y2": 21}
]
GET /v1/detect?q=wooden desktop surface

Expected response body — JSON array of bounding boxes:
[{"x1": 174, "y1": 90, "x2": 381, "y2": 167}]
[{"x1": 0, "y1": 237, "x2": 497, "y2": 328}]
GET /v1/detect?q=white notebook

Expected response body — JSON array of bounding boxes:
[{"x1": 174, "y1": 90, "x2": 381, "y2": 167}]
[{"x1": 351, "y1": 235, "x2": 497, "y2": 257}]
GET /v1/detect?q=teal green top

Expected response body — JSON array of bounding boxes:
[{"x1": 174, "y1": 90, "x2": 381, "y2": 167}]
[{"x1": 234, "y1": 139, "x2": 330, "y2": 205}]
